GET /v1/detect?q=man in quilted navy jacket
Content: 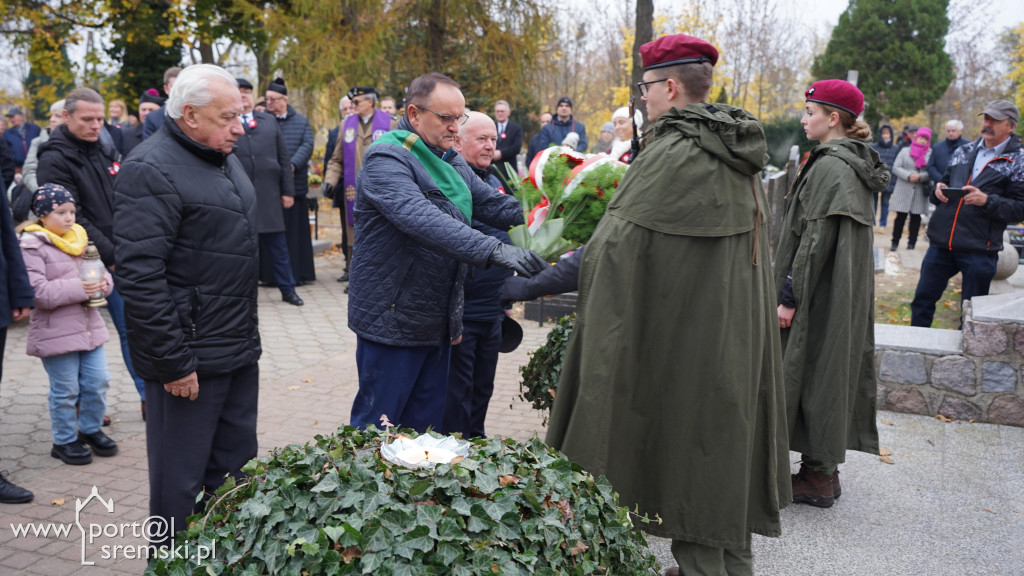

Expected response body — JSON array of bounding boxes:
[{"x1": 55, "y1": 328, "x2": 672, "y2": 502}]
[
  {"x1": 911, "y1": 100, "x2": 1024, "y2": 327},
  {"x1": 347, "y1": 72, "x2": 547, "y2": 433}
]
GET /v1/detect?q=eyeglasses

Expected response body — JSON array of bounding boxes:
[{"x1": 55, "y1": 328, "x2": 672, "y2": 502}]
[
  {"x1": 265, "y1": 95, "x2": 285, "y2": 104},
  {"x1": 413, "y1": 105, "x2": 469, "y2": 126},
  {"x1": 636, "y1": 78, "x2": 669, "y2": 97}
]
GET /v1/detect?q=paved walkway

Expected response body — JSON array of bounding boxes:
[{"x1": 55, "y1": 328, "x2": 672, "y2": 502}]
[{"x1": 0, "y1": 247, "x2": 1021, "y2": 575}]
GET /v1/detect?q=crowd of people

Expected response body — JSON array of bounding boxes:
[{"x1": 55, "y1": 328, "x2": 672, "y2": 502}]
[{"x1": 0, "y1": 30, "x2": 1021, "y2": 576}]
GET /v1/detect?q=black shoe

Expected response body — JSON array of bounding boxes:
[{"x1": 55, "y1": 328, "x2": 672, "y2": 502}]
[
  {"x1": 78, "y1": 430, "x2": 118, "y2": 457},
  {"x1": 890, "y1": 242, "x2": 898, "y2": 251},
  {"x1": 907, "y1": 242, "x2": 916, "y2": 250},
  {"x1": 0, "y1": 472, "x2": 34, "y2": 504},
  {"x1": 282, "y1": 292, "x2": 304, "y2": 306},
  {"x1": 337, "y1": 270, "x2": 350, "y2": 283},
  {"x1": 52, "y1": 442, "x2": 93, "y2": 465}
]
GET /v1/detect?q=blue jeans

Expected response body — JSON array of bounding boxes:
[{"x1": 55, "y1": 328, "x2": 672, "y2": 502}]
[
  {"x1": 911, "y1": 245, "x2": 998, "y2": 327},
  {"x1": 106, "y1": 286, "x2": 145, "y2": 400},
  {"x1": 42, "y1": 346, "x2": 110, "y2": 444},
  {"x1": 873, "y1": 190, "x2": 891, "y2": 227},
  {"x1": 351, "y1": 337, "x2": 450, "y2": 433}
]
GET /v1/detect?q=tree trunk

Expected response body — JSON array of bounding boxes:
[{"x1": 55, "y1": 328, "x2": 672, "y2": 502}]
[
  {"x1": 198, "y1": 39, "x2": 215, "y2": 64},
  {"x1": 427, "y1": 0, "x2": 447, "y2": 72},
  {"x1": 632, "y1": 0, "x2": 653, "y2": 129}
]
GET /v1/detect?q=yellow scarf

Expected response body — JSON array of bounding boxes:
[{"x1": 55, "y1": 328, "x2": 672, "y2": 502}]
[{"x1": 25, "y1": 223, "x2": 89, "y2": 256}]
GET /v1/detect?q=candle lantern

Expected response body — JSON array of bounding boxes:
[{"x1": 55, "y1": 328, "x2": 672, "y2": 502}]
[{"x1": 79, "y1": 242, "x2": 108, "y2": 308}]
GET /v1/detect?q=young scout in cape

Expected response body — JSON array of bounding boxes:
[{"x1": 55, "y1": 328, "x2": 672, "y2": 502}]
[
  {"x1": 544, "y1": 34, "x2": 791, "y2": 576},
  {"x1": 323, "y1": 86, "x2": 398, "y2": 283},
  {"x1": 775, "y1": 80, "x2": 887, "y2": 509}
]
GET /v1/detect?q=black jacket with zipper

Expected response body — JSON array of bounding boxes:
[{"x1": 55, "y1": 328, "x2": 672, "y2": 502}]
[
  {"x1": 927, "y1": 135, "x2": 1024, "y2": 253},
  {"x1": 113, "y1": 117, "x2": 261, "y2": 384}
]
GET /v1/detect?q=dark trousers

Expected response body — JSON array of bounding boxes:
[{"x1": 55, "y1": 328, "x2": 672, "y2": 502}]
[
  {"x1": 443, "y1": 319, "x2": 502, "y2": 437},
  {"x1": 911, "y1": 245, "x2": 998, "y2": 327},
  {"x1": 259, "y1": 231, "x2": 296, "y2": 295},
  {"x1": 351, "y1": 337, "x2": 450, "y2": 433},
  {"x1": 873, "y1": 190, "x2": 891, "y2": 227},
  {"x1": 106, "y1": 286, "x2": 146, "y2": 399},
  {"x1": 145, "y1": 363, "x2": 259, "y2": 546},
  {"x1": 891, "y1": 212, "x2": 921, "y2": 248}
]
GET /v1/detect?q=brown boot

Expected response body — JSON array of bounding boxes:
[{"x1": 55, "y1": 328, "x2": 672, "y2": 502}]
[
  {"x1": 832, "y1": 469, "x2": 841, "y2": 500},
  {"x1": 792, "y1": 465, "x2": 835, "y2": 508}
]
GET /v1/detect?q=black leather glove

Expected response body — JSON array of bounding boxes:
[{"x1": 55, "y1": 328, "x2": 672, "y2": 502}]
[
  {"x1": 488, "y1": 243, "x2": 549, "y2": 278},
  {"x1": 322, "y1": 183, "x2": 334, "y2": 200}
]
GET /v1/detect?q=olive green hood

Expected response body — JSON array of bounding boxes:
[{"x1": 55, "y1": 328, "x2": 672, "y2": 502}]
[{"x1": 609, "y1": 103, "x2": 768, "y2": 237}]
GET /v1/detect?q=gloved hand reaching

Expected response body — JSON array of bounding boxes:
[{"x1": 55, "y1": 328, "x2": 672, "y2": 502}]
[
  {"x1": 488, "y1": 243, "x2": 549, "y2": 278},
  {"x1": 322, "y1": 183, "x2": 334, "y2": 200}
]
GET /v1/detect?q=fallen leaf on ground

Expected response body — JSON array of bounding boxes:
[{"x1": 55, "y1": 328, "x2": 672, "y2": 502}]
[
  {"x1": 983, "y1": 508, "x2": 996, "y2": 514},
  {"x1": 302, "y1": 377, "x2": 314, "y2": 383},
  {"x1": 288, "y1": 385, "x2": 301, "y2": 391},
  {"x1": 936, "y1": 414, "x2": 954, "y2": 423},
  {"x1": 880, "y1": 455, "x2": 894, "y2": 464},
  {"x1": 880, "y1": 418, "x2": 895, "y2": 426},
  {"x1": 927, "y1": 440, "x2": 935, "y2": 446},
  {"x1": 880, "y1": 448, "x2": 893, "y2": 456},
  {"x1": 51, "y1": 497, "x2": 65, "y2": 506}
]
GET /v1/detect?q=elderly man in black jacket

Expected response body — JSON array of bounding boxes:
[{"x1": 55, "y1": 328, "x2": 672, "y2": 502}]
[
  {"x1": 114, "y1": 64, "x2": 260, "y2": 545},
  {"x1": 926, "y1": 119, "x2": 971, "y2": 184},
  {"x1": 235, "y1": 78, "x2": 302, "y2": 306},
  {"x1": 348, "y1": 72, "x2": 547, "y2": 433}
]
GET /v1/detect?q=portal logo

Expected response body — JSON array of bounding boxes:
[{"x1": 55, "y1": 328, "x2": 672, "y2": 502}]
[{"x1": 10, "y1": 485, "x2": 217, "y2": 567}]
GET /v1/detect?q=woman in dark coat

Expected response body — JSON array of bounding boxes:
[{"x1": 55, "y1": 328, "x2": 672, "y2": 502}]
[{"x1": 870, "y1": 123, "x2": 899, "y2": 231}]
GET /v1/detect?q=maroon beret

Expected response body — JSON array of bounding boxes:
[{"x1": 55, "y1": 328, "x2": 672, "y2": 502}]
[
  {"x1": 804, "y1": 79, "x2": 864, "y2": 117},
  {"x1": 641, "y1": 34, "x2": 719, "y2": 71}
]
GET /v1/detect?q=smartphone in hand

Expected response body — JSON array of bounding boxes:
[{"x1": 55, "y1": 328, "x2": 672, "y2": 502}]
[{"x1": 942, "y1": 188, "x2": 967, "y2": 201}]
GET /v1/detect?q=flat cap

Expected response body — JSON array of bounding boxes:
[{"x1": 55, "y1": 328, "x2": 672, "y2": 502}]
[
  {"x1": 979, "y1": 100, "x2": 1019, "y2": 124},
  {"x1": 236, "y1": 78, "x2": 254, "y2": 90},
  {"x1": 346, "y1": 86, "x2": 377, "y2": 100}
]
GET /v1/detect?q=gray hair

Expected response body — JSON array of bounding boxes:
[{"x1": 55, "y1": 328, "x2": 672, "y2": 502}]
[
  {"x1": 166, "y1": 64, "x2": 237, "y2": 119},
  {"x1": 495, "y1": 100, "x2": 510, "y2": 109},
  {"x1": 64, "y1": 88, "x2": 103, "y2": 115},
  {"x1": 945, "y1": 119, "x2": 964, "y2": 131},
  {"x1": 49, "y1": 99, "x2": 66, "y2": 115},
  {"x1": 339, "y1": 96, "x2": 350, "y2": 111}
]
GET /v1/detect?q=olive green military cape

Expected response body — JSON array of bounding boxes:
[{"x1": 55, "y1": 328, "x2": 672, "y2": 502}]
[
  {"x1": 545, "y1": 104, "x2": 791, "y2": 548},
  {"x1": 774, "y1": 138, "x2": 889, "y2": 465}
]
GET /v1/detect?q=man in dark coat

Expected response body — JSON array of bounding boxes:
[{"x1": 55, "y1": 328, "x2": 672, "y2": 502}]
[
  {"x1": 265, "y1": 77, "x2": 316, "y2": 284},
  {"x1": 2, "y1": 107, "x2": 41, "y2": 169},
  {"x1": 114, "y1": 64, "x2": 261, "y2": 545},
  {"x1": 442, "y1": 111, "x2": 514, "y2": 438},
  {"x1": 491, "y1": 99, "x2": 522, "y2": 187},
  {"x1": 235, "y1": 78, "x2": 302, "y2": 306},
  {"x1": 142, "y1": 66, "x2": 182, "y2": 140},
  {"x1": 0, "y1": 138, "x2": 15, "y2": 190},
  {"x1": 121, "y1": 90, "x2": 164, "y2": 157},
  {"x1": 37, "y1": 87, "x2": 147, "y2": 419},
  {"x1": 926, "y1": 119, "x2": 971, "y2": 184},
  {"x1": 911, "y1": 100, "x2": 1024, "y2": 327},
  {"x1": 871, "y1": 123, "x2": 899, "y2": 230},
  {"x1": 0, "y1": 179, "x2": 35, "y2": 504},
  {"x1": 525, "y1": 112, "x2": 552, "y2": 167},
  {"x1": 545, "y1": 35, "x2": 790, "y2": 576},
  {"x1": 348, "y1": 72, "x2": 546, "y2": 433},
  {"x1": 536, "y1": 97, "x2": 587, "y2": 153}
]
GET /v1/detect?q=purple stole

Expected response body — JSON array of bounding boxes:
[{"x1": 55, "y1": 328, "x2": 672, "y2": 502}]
[{"x1": 343, "y1": 109, "x2": 394, "y2": 226}]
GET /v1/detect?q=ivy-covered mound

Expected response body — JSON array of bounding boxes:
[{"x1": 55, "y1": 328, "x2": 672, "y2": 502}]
[
  {"x1": 518, "y1": 314, "x2": 575, "y2": 424},
  {"x1": 147, "y1": 425, "x2": 660, "y2": 576}
]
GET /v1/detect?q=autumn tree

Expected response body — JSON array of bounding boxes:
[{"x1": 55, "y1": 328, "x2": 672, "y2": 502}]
[
  {"x1": 107, "y1": 0, "x2": 183, "y2": 101},
  {"x1": 812, "y1": 0, "x2": 954, "y2": 124}
]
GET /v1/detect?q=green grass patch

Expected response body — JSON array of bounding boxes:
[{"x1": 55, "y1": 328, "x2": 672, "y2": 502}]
[{"x1": 875, "y1": 284, "x2": 962, "y2": 330}]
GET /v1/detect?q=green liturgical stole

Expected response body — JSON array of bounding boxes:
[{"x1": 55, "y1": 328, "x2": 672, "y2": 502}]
[{"x1": 373, "y1": 130, "x2": 473, "y2": 222}]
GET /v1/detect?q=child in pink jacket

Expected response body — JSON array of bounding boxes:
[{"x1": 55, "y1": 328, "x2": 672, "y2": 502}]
[{"x1": 20, "y1": 184, "x2": 117, "y2": 466}]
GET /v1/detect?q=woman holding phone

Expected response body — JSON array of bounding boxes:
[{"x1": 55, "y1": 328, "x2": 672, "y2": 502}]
[{"x1": 775, "y1": 80, "x2": 890, "y2": 508}]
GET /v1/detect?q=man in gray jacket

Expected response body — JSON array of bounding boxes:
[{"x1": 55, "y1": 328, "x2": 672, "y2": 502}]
[{"x1": 347, "y1": 72, "x2": 546, "y2": 433}]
